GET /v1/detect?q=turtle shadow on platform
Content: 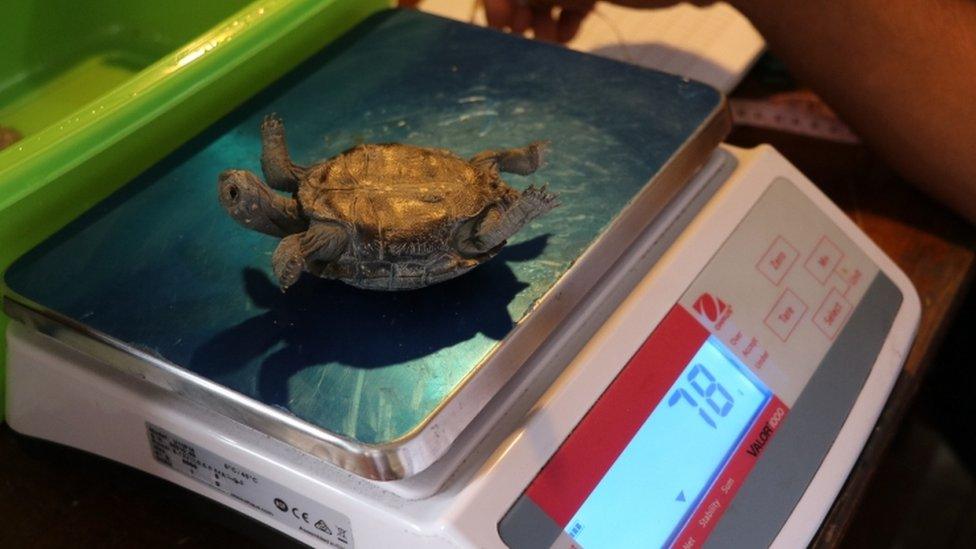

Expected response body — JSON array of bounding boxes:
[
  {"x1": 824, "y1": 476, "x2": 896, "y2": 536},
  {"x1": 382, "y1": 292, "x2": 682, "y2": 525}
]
[{"x1": 190, "y1": 235, "x2": 550, "y2": 406}]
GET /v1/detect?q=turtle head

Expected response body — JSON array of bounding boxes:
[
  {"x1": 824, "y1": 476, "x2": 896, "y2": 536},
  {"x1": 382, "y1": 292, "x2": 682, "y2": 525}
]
[
  {"x1": 218, "y1": 169, "x2": 264, "y2": 211},
  {"x1": 218, "y1": 169, "x2": 308, "y2": 237}
]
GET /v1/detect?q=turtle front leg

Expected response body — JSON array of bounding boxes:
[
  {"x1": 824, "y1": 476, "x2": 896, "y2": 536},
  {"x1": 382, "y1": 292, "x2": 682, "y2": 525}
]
[
  {"x1": 260, "y1": 114, "x2": 307, "y2": 193},
  {"x1": 470, "y1": 141, "x2": 548, "y2": 176},
  {"x1": 457, "y1": 185, "x2": 559, "y2": 257},
  {"x1": 272, "y1": 223, "x2": 349, "y2": 290},
  {"x1": 272, "y1": 235, "x2": 305, "y2": 291}
]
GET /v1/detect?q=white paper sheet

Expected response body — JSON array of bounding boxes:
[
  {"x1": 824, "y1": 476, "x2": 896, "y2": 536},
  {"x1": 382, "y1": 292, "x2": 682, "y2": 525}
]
[{"x1": 417, "y1": 0, "x2": 764, "y2": 93}]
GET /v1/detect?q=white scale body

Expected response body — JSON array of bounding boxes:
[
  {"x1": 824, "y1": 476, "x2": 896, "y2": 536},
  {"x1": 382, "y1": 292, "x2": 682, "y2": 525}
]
[{"x1": 6, "y1": 145, "x2": 920, "y2": 548}]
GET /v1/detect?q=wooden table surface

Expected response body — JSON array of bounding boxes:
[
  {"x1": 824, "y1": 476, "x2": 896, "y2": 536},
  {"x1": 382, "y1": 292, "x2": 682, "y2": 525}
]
[{"x1": 1, "y1": 114, "x2": 974, "y2": 548}]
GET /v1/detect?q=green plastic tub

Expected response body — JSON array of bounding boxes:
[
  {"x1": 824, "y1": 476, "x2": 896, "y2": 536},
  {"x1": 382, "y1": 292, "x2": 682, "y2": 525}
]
[{"x1": 0, "y1": 0, "x2": 391, "y2": 418}]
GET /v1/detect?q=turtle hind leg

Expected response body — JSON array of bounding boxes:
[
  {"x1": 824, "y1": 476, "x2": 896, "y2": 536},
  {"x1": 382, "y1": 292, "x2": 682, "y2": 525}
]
[
  {"x1": 470, "y1": 141, "x2": 549, "y2": 176},
  {"x1": 260, "y1": 114, "x2": 307, "y2": 193},
  {"x1": 457, "y1": 185, "x2": 560, "y2": 257},
  {"x1": 272, "y1": 223, "x2": 349, "y2": 291}
]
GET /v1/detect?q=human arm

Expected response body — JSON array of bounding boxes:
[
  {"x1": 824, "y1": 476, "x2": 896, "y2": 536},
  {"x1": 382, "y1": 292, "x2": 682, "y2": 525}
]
[
  {"x1": 479, "y1": 0, "x2": 976, "y2": 224},
  {"x1": 735, "y1": 0, "x2": 976, "y2": 224}
]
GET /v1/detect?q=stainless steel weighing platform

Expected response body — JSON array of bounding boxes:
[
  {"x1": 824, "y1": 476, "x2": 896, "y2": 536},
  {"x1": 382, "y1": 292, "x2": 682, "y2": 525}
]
[{"x1": 2, "y1": 9, "x2": 727, "y2": 481}]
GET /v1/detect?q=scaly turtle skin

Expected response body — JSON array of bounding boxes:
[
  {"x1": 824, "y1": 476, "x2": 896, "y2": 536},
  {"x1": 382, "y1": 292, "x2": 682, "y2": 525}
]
[{"x1": 218, "y1": 114, "x2": 558, "y2": 291}]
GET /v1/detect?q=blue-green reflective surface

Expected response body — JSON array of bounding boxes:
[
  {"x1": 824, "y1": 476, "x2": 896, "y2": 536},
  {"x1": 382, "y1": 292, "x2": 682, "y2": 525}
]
[{"x1": 4, "y1": 10, "x2": 721, "y2": 444}]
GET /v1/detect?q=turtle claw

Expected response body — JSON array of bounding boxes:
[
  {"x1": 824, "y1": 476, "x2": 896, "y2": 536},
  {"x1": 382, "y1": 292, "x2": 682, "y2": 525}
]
[
  {"x1": 261, "y1": 113, "x2": 285, "y2": 136},
  {"x1": 522, "y1": 184, "x2": 561, "y2": 214}
]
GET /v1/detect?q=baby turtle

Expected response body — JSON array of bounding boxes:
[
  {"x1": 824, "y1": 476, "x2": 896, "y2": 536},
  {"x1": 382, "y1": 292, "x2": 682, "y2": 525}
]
[{"x1": 219, "y1": 115, "x2": 558, "y2": 291}]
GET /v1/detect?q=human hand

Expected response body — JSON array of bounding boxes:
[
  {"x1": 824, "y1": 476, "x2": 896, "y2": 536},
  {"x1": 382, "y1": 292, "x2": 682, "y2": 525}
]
[
  {"x1": 397, "y1": 0, "x2": 589, "y2": 43},
  {"x1": 483, "y1": 0, "x2": 595, "y2": 43},
  {"x1": 483, "y1": 0, "x2": 721, "y2": 43}
]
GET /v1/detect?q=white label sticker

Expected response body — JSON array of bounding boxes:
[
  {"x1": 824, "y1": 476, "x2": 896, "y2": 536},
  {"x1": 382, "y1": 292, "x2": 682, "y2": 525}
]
[{"x1": 147, "y1": 423, "x2": 354, "y2": 548}]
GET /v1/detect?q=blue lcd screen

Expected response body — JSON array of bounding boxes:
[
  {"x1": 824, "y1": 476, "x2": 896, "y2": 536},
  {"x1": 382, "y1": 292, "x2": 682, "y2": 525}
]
[{"x1": 565, "y1": 337, "x2": 771, "y2": 548}]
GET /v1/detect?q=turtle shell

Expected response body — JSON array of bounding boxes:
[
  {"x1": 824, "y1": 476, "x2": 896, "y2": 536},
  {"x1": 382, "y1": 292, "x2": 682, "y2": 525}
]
[{"x1": 298, "y1": 144, "x2": 515, "y2": 259}]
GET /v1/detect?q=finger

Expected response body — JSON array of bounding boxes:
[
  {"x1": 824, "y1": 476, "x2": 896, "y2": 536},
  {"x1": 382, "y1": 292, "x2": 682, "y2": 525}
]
[
  {"x1": 531, "y1": 6, "x2": 559, "y2": 42},
  {"x1": 484, "y1": 0, "x2": 514, "y2": 30},
  {"x1": 604, "y1": 0, "x2": 688, "y2": 6},
  {"x1": 557, "y1": 4, "x2": 593, "y2": 43},
  {"x1": 512, "y1": 5, "x2": 533, "y2": 33},
  {"x1": 528, "y1": 0, "x2": 592, "y2": 10}
]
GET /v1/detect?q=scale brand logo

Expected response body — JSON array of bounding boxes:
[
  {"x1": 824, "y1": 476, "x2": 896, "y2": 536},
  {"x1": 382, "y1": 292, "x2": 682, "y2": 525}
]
[{"x1": 692, "y1": 292, "x2": 731, "y2": 328}]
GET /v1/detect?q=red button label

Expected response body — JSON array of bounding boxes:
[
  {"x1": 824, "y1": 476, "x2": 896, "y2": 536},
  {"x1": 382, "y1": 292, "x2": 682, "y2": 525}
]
[
  {"x1": 764, "y1": 289, "x2": 808, "y2": 342},
  {"x1": 804, "y1": 236, "x2": 844, "y2": 284},
  {"x1": 813, "y1": 288, "x2": 853, "y2": 340},
  {"x1": 756, "y1": 236, "x2": 799, "y2": 286}
]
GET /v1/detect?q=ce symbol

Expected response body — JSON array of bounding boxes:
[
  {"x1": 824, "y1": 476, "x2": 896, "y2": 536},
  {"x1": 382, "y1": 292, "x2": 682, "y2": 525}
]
[{"x1": 292, "y1": 507, "x2": 310, "y2": 524}]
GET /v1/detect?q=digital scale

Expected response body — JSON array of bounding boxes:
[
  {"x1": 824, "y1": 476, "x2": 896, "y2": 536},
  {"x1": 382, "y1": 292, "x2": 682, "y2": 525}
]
[{"x1": 2, "y1": 9, "x2": 919, "y2": 549}]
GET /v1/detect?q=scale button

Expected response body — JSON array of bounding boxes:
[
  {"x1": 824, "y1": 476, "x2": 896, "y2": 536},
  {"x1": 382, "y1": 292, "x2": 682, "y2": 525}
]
[
  {"x1": 813, "y1": 289, "x2": 853, "y2": 340},
  {"x1": 764, "y1": 289, "x2": 808, "y2": 342},
  {"x1": 756, "y1": 236, "x2": 799, "y2": 285},
  {"x1": 804, "y1": 235, "x2": 844, "y2": 284}
]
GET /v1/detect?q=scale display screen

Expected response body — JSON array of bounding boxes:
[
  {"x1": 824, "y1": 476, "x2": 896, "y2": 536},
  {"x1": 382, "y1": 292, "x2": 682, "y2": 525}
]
[
  {"x1": 566, "y1": 338, "x2": 770, "y2": 548},
  {"x1": 499, "y1": 305, "x2": 787, "y2": 549}
]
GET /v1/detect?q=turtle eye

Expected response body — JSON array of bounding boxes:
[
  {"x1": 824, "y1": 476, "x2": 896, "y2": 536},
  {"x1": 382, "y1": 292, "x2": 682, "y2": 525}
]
[{"x1": 226, "y1": 184, "x2": 240, "y2": 201}]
